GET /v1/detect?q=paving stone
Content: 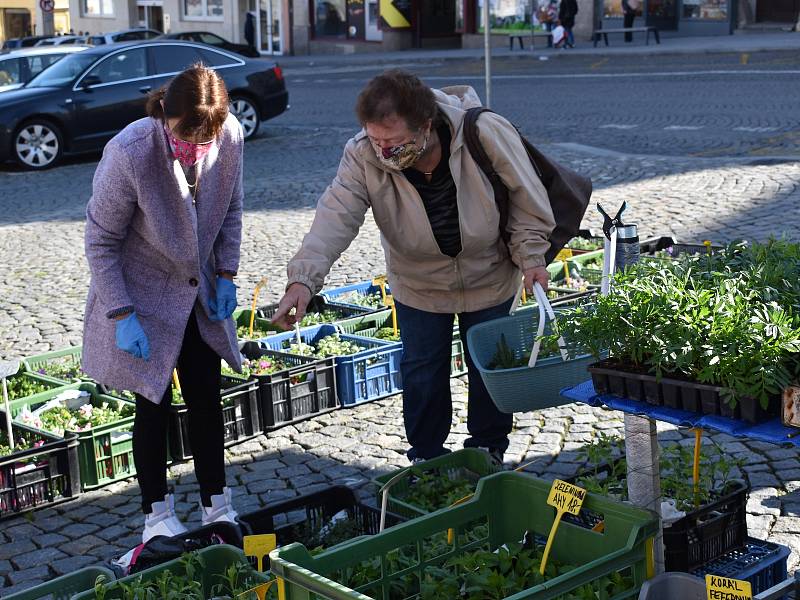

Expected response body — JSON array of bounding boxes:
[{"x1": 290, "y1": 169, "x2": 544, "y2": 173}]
[
  {"x1": 0, "y1": 540, "x2": 37, "y2": 561},
  {"x1": 60, "y1": 523, "x2": 100, "y2": 538},
  {"x1": 96, "y1": 525, "x2": 130, "y2": 542},
  {"x1": 51, "y1": 555, "x2": 99, "y2": 576},
  {"x1": 747, "y1": 471, "x2": 781, "y2": 488},
  {"x1": 4, "y1": 523, "x2": 43, "y2": 542},
  {"x1": 12, "y1": 547, "x2": 67, "y2": 570},
  {"x1": 60, "y1": 535, "x2": 106, "y2": 555},
  {"x1": 33, "y1": 533, "x2": 69, "y2": 548},
  {"x1": 247, "y1": 479, "x2": 288, "y2": 494},
  {"x1": 0, "y1": 560, "x2": 12, "y2": 575},
  {"x1": 29, "y1": 515, "x2": 73, "y2": 531},
  {"x1": 0, "y1": 578, "x2": 46, "y2": 595}
]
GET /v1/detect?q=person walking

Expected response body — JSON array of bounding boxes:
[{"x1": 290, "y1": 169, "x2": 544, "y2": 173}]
[
  {"x1": 244, "y1": 11, "x2": 256, "y2": 51},
  {"x1": 558, "y1": 0, "x2": 578, "y2": 47},
  {"x1": 273, "y1": 70, "x2": 555, "y2": 465},
  {"x1": 622, "y1": 0, "x2": 640, "y2": 41},
  {"x1": 83, "y1": 64, "x2": 244, "y2": 543}
]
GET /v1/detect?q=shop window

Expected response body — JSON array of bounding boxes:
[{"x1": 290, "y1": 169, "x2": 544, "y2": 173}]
[
  {"x1": 477, "y1": 0, "x2": 534, "y2": 31},
  {"x1": 314, "y1": 0, "x2": 347, "y2": 37},
  {"x1": 83, "y1": 0, "x2": 113, "y2": 16},
  {"x1": 183, "y1": 0, "x2": 224, "y2": 19},
  {"x1": 603, "y1": 0, "x2": 624, "y2": 18},
  {"x1": 682, "y1": 0, "x2": 727, "y2": 18}
]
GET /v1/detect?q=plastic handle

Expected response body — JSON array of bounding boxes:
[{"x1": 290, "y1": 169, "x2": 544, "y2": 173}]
[
  {"x1": 528, "y1": 282, "x2": 569, "y2": 368},
  {"x1": 509, "y1": 277, "x2": 526, "y2": 315},
  {"x1": 601, "y1": 227, "x2": 617, "y2": 297}
]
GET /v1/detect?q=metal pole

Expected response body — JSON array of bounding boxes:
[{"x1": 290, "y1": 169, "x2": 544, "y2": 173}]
[{"x1": 483, "y1": 0, "x2": 492, "y2": 108}]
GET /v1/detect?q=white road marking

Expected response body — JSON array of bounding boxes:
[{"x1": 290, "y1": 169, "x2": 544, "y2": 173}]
[
  {"x1": 599, "y1": 124, "x2": 639, "y2": 130},
  {"x1": 733, "y1": 126, "x2": 780, "y2": 132},
  {"x1": 664, "y1": 125, "x2": 705, "y2": 130}
]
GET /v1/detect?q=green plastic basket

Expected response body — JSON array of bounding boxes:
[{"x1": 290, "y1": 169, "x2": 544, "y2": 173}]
[
  {"x1": 3, "y1": 372, "x2": 70, "y2": 403},
  {"x1": 371, "y1": 448, "x2": 501, "y2": 519},
  {"x1": 270, "y1": 472, "x2": 659, "y2": 600},
  {"x1": 8, "y1": 383, "x2": 136, "y2": 490},
  {"x1": 22, "y1": 347, "x2": 88, "y2": 385},
  {"x1": 3, "y1": 566, "x2": 117, "y2": 600},
  {"x1": 235, "y1": 308, "x2": 283, "y2": 340},
  {"x1": 72, "y1": 544, "x2": 272, "y2": 600},
  {"x1": 466, "y1": 310, "x2": 595, "y2": 413}
]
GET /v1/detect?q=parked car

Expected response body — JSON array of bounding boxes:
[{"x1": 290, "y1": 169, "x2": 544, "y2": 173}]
[
  {"x1": 35, "y1": 35, "x2": 89, "y2": 46},
  {"x1": 0, "y1": 46, "x2": 89, "y2": 93},
  {"x1": 2, "y1": 36, "x2": 50, "y2": 50},
  {"x1": 87, "y1": 28, "x2": 161, "y2": 46},
  {"x1": 159, "y1": 31, "x2": 259, "y2": 58},
  {"x1": 0, "y1": 40, "x2": 287, "y2": 169}
]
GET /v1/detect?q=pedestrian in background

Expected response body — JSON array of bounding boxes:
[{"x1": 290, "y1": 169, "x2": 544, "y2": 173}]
[
  {"x1": 622, "y1": 0, "x2": 640, "y2": 41},
  {"x1": 245, "y1": 11, "x2": 256, "y2": 51},
  {"x1": 273, "y1": 70, "x2": 554, "y2": 466},
  {"x1": 538, "y1": 0, "x2": 559, "y2": 48},
  {"x1": 83, "y1": 64, "x2": 244, "y2": 544},
  {"x1": 558, "y1": 0, "x2": 578, "y2": 47}
]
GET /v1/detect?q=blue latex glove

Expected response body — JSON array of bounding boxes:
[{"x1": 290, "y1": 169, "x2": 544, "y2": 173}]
[
  {"x1": 115, "y1": 313, "x2": 151, "y2": 361},
  {"x1": 209, "y1": 276, "x2": 237, "y2": 321}
]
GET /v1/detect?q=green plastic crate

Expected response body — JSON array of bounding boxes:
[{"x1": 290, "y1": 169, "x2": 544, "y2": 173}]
[
  {"x1": 371, "y1": 448, "x2": 501, "y2": 519},
  {"x1": 8, "y1": 383, "x2": 136, "y2": 490},
  {"x1": 3, "y1": 566, "x2": 117, "y2": 600},
  {"x1": 270, "y1": 472, "x2": 659, "y2": 600},
  {"x1": 3, "y1": 371, "x2": 70, "y2": 403},
  {"x1": 22, "y1": 347, "x2": 88, "y2": 385},
  {"x1": 72, "y1": 544, "x2": 272, "y2": 600},
  {"x1": 235, "y1": 308, "x2": 283, "y2": 340}
]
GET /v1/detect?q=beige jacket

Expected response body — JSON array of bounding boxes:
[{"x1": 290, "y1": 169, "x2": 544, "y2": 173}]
[{"x1": 287, "y1": 86, "x2": 556, "y2": 314}]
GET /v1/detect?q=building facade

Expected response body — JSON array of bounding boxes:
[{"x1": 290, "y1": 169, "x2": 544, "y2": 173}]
[{"x1": 1, "y1": 0, "x2": 68, "y2": 40}]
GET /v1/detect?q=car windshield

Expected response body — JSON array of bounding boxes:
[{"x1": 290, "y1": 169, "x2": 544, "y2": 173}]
[{"x1": 26, "y1": 52, "x2": 96, "y2": 87}]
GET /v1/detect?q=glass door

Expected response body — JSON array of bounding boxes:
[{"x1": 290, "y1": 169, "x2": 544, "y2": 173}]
[
  {"x1": 256, "y1": 0, "x2": 283, "y2": 54},
  {"x1": 365, "y1": 0, "x2": 382, "y2": 40}
]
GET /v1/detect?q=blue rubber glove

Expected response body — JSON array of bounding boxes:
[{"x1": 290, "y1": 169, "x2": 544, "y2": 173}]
[
  {"x1": 115, "y1": 313, "x2": 151, "y2": 361},
  {"x1": 209, "y1": 276, "x2": 237, "y2": 321}
]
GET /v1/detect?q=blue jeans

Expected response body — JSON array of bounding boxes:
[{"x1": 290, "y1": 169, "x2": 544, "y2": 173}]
[{"x1": 395, "y1": 297, "x2": 514, "y2": 461}]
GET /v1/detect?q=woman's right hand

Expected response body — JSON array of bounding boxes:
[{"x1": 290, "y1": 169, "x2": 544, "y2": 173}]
[
  {"x1": 271, "y1": 283, "x2": 312, "y2": 330},
  {"x1": 115, "y1": 313, "x2": 151, "y2": 360}
]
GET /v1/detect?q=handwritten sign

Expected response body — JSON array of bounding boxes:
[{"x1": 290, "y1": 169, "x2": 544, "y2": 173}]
[
  {"x1": 244, "y1": 534, "x2": 277, "y2": 573},
  {"x1": 547, "y1": 479, "x2": 587, "y2": 515},
  {"x1": 539, "y1": 480, "x2": 587, "y2": 575},
  {"x1": 706, "y1": 575, "x2": 752, "y2": 600}
]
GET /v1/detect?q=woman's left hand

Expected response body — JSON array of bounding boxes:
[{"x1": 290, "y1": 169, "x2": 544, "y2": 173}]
[
  {"x1": 209, "y1": 275, "x2": 238, "y2": 321},
  {"x1": 524, "y1": 266, "x2": 549, "y2": 293}
]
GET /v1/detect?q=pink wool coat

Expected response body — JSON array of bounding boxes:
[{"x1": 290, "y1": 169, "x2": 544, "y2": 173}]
[{"x1": 83, "y1": 114, "x2": 244, "y2": 403}]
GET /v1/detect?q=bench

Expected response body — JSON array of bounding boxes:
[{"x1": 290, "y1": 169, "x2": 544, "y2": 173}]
[
  {"x1": 592, "y1": 26, "x2": 660, "y2": 46},
  {"x1": 509, "y1": 30, "x2": 554, "y2": 50}
]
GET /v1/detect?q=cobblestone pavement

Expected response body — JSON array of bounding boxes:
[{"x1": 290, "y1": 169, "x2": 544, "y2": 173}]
[{"x1": 1, "y1": 55, "x2": 800, "y2": 594}]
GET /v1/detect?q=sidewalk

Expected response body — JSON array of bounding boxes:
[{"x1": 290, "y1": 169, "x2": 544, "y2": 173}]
[{"x1": 276, "y1": 31, "x2": 800, "y2": 71}]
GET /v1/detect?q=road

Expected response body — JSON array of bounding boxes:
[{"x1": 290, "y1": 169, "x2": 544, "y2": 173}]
[{"x1": 0, "y1": 50, "x2": 799, "y2": 594}]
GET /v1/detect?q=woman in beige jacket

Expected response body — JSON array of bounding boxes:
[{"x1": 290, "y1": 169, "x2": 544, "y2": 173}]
[{"x1": 274, "y1": 70, "x2": 555, "y2": 464}]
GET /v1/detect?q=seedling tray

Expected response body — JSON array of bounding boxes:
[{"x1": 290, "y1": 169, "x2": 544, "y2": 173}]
[
  {"x1": 692, "y1": 538, "x2": 790, "y2": 597},
  {"x1": 3, "y1": 566, "x2": 117, "y2": 600},
  {"x1": 72, "y1": 544, "x2": 271, "y2": 600},
  {"x1": 234, "y1": 308, "x2": 283, "y2": 340},
  {"x1": 0, "y1": 421, "x2": 80, "y2": 520},
  {"x1": 258, "y1": 324, "x2": 402, "y2": 406},
  {"x1": 168, "y1": 375, "x2": 261, "y2": 461},
  {"x1": 3, "y1": 371, "x2": 70, "y2": 403},
  {"x1": 240, "y1": 345, "x2": 338, "y2": 432},
  {"x1": 22, "y1": 346, "x2": 89, "y2": 385},
  {"x1": 240, "y1": 485, "x2": 405, "y2": 569},
  {"x1": 8, "y1": 383, "x2": 136, "y2": 490},
  {"x1": 371, "y1": 448, "x2": 502, "y2": 519},
  {"x1": 321, "y1": 281, "x2": 391, "y2": 313},
  {"x1": 270, "y1": 471, "x2": 659, "y2": 600},
  {"x1": 256, "y1": 294, "x2": 373, "y2": 322}
]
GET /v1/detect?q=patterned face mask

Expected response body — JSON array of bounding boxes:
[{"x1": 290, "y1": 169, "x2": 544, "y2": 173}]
[
  {"x1": 372, "y1": 130, "x2": 429, "y2": 171},
  {"x1": 164, "y1": 125, "x2": 213, "y2": 168}
]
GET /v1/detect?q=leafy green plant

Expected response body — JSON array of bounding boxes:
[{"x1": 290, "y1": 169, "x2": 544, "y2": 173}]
[
  {"x1": 284, "y1": 334, "x2": 365, "y2": 358},
  {"x1": 17, "y1": 398, "x2": 134, "y2": 436},
  {"x1": 337, "y1": 291, "x2": 384, "y2": 308},
  {"x1": 5, "y1": 373, "x2": 54, "y2": 400},
  {"x1": 400, "y1": 470, "x2": 477, "y2": 512}
]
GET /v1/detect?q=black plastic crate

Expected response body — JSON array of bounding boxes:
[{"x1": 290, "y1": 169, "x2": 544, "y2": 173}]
[
  {"x1": 692, "y1": 538, "x2": 790, "y2": 597},
  {"x1": 0, "y1": 421, "x2": 80, "y2": 519},
  {"x1": 239, "y1": 485, "x2": 405, "y2": 564},
  {"x1": 168, "y1": 375, "x2": 260, "y2": 461},
  {"x1": 241, "y1": 345, "x2": 339, "y2": 432}
]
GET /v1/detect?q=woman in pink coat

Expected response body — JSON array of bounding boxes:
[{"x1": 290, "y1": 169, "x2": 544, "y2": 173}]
[{"x1": 83, "y1": 64, "x2": 244, "y2": 543}]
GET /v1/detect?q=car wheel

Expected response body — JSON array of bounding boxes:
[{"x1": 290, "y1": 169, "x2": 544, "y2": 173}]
[
  {"x1": 14, "y1": 119, "x2": 63, "y2": 169},
  {"x1": 230, "y1": 95, "x2": 260, "y2": 140}
]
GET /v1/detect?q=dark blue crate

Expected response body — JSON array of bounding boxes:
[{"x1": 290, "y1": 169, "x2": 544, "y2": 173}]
[
  {"x1": 257, "y1": 324, "x2": 402, "y2": 406},
  {"x1": 692, "y1": 538, "x2": 790, "y2": 596},
  {"x1": 321, "y1": 281, "x2": 390, "y2": 313}
]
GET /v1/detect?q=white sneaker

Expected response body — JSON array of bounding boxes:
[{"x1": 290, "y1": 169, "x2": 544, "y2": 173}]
[
  {"x1": 143, "y1": 493, "x2": 188, "y2": 544},
  {"x1": 201, "y1": 487, "x2": 238, "y2": 526}
]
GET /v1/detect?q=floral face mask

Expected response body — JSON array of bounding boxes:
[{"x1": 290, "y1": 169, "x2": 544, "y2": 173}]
[
  {"x1": 164, "y1": 125, "x2": 213, "y2": 168},
  {"x1": 372, "y1": 129, "x2": 429, "y2": 171}
]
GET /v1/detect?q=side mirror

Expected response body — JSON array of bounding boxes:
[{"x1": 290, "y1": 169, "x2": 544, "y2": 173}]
[{"x1": 80, "y1": 74, "x2": 101, "y2": 89}]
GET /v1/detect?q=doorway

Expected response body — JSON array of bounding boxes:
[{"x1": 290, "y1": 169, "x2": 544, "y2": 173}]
[
  {"x1": 645, "y1": 0, "x2": 678, "y2": 29},
  {"x1": 365, "y1": 0, "x2": 382, "y2": 40},
  {"x1": 256, "y1": 0, "x2": 283, "y2": 54},
  {"x1": 756, "y1": 0, "x2": 800, "y2": 21},
  {"x1": 137, "y1": 2, "x2": 164, "y2": 31}
]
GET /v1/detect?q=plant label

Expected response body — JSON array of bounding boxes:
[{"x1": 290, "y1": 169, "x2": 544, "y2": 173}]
[
  {"x1": 540, "y1": 480, "x2": 587, "y2": 575},
  {"x1": 705, "y1": 575, "x2": 752, "y2": 599},
  {"x1": 547, "y1": 479, "x2": 587, "y2": 516},
  {"x1": 555, "y1": 248, "x2": 574, "y2": 261},
  {"x1": 244, "y1": 533, "x2": 277, "y2": 572}
]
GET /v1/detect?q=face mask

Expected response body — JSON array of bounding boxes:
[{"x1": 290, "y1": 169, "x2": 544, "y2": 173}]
[
  {"x1": 373, "y1": 130, "x2": 428, "y2": 171},
  {"x1": 165, "y1": 125, "x2": 213, "y2": 168}
]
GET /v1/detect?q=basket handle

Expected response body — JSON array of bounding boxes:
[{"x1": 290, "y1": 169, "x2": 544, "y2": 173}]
[
  {"x1": 509, "y1": 277, "x2": 526, "y2": 315},
  {"x1": 529, "y1": 282, "x2": 569, "y2": 368}
]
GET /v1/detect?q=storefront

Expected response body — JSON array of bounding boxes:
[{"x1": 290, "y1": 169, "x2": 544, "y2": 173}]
[{"x1": 601, "y1": 0, "x2": 734, "y2": 35}]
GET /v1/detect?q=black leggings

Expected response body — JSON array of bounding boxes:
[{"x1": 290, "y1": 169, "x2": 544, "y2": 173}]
[{"x1": 133, "y1": 310, "x2": 225, "y2": 512}]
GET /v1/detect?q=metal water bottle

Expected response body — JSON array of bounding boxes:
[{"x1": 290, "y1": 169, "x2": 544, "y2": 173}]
[{"x1": 616, "y1": 223, "x2": 640, "y2": 270}]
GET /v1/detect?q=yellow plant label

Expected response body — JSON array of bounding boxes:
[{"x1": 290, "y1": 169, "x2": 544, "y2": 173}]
[
  {"x1": 372, "y1": 275, "x2": 388, "y2": 286},
  {"x1": 244, "y1": 534, "x2": 277, "y2": 572},
  {"x1": 555, "y1": 248, "x2": 573, "y2": 261},
  {"x1": 547, "y1": 479, "x2": 587, "y2": 516},
  {"x1": 705, "y1": 575, "x2": 752, "y2": 600},
  {"x1": 384, "y1": 294, "x2": 395, "y2": 307}
]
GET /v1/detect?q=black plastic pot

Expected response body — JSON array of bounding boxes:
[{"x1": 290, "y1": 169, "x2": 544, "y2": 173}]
[
  {"x1": 700, "y1": 388, "x2": 721, "y2": 416},
  {"x1": 608, "y1": 372, "x2": 628, "y2": 398},
  {"x1": 624, "y1": 377, "x2": 645, "y2": 402},
  {"x1": 739, "y1": 396, "x2": 773, "y2": 424},
  {"x1": 662, "y1": 381, "x2": 681, "y2": 409},
  {"x1": 719, "y1": 396, "x2": 740, "y2": 420},
  {"x1": 680, "y1": 384, "x2": 701, "y2": 413},
  {"x1": 642, "y1": 379, "x2": 662, "y2": 406},
  {"x1": 590, "y1": 371, "x2": 610, "y2": 395}
]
